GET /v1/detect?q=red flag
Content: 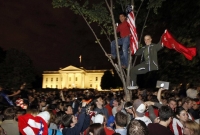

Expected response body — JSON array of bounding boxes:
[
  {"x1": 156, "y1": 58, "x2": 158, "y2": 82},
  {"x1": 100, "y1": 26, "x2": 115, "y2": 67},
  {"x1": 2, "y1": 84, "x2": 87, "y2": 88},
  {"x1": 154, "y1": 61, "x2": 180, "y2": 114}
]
[
  {"x1": 161, "y1": 30, "x2": 196, "y2": 60},
  {"x1": 126, "y1": 5, "x2": 138, "y2": 54}
]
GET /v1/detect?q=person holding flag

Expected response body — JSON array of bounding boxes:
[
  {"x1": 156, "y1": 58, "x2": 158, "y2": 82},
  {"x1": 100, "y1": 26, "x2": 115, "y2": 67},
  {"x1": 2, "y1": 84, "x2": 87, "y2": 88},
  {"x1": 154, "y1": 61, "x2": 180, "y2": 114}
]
[
  {"x1": 128, "y1": 35, "x2": 163, "y2": 89},
  {"x1": 128, "y1": 30, "x2": 196, "y2": 89}
]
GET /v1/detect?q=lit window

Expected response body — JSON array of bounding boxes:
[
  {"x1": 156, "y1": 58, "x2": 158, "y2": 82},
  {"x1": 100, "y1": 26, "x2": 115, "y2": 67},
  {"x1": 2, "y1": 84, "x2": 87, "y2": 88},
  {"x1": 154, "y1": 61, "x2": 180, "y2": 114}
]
[
  {"x1": 96, "y1": 77, "x2": 98, "y2": 81},
  {"x1": 90, "y1": 84, "x2": 92, "y2": 87}
]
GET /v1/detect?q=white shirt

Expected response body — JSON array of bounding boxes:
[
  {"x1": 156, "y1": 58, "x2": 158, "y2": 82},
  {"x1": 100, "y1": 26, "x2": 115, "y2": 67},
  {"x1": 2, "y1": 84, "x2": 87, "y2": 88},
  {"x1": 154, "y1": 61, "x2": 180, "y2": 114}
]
[
  {"x1": 112, "y1": 106, "x2": 117, "y2": 117},
  {"x1": 135, "y1": 116, "x2": 152, "y2": 125}
]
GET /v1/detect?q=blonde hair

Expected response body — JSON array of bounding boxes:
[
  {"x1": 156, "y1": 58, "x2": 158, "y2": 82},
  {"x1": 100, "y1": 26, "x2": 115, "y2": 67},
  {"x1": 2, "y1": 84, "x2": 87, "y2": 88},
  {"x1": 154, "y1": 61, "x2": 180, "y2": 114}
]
[{"x1": 184, "y1": 120, "x2": 200, "y2": 135}]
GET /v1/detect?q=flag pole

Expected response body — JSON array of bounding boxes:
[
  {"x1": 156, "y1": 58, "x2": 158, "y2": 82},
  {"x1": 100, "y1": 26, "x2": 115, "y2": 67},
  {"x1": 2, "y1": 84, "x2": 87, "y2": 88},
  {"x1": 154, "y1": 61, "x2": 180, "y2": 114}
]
[{"x1": 79, "y1": 55, "x2": 82, "y2": 67}]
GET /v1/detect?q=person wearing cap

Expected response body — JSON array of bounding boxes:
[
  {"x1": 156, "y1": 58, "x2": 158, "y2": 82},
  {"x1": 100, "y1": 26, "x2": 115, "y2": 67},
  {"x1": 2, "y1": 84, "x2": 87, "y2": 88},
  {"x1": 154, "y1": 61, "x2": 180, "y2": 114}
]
[
  {"x1": 92, "y1": 114, "x2": 115, "y2": 135},
  {"x1": 133, "y1": 99, "x2": 152, "y2": 125}
]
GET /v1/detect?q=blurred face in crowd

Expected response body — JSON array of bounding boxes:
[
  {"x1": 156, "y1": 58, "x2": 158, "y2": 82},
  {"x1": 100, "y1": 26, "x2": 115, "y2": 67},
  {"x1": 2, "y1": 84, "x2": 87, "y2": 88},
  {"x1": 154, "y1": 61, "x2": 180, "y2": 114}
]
[
  {"x1": 168, "y1": 100, "x2": 177, "y2": 111},
  {"x1": 185, "y1": 101, "x2": 193, "y2": 110},
  {"x1": 144, "y1": 35, "x2": 152, "y2": 45},
  {"x1": 177, "y1": 110, "x2": 188, "y2": 123},
  {"x1": 125, "y1": 107, "x2": 134, "y2": 114},
  {"x1": 192, "y1": 101, "x2": 199, "y2": 110},
  {"x1": 96, "y1": 97, "x2": 103, "y2": 106},
  {"x1": 40, "y1": 101, "x2": 46, "y2": 107},
  {"x1": 112, "y1": 100, "x2": 118, "y2": 107},
  {"x1": 70, "y1": 115, "x2": 78, "y2": 127},
  {"x1": 162, "y1": 99, "x2": 168, "y2": 106},
  {"x1": 119, "y1": 14, "x2": 126, "y2": 23},
  {"x1": 178, "y1": 101, "x2": 182, "y2": 107},
  {"x1": 65, "y1": 106, "x2": 73, "y2": 115}
]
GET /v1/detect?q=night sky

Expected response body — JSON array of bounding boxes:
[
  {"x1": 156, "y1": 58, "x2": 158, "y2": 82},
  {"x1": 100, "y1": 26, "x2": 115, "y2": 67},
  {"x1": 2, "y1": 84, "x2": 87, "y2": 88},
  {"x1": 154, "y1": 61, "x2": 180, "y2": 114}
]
[{"x1": 0, "y1": 0, "x2": 112, "y2": 74}]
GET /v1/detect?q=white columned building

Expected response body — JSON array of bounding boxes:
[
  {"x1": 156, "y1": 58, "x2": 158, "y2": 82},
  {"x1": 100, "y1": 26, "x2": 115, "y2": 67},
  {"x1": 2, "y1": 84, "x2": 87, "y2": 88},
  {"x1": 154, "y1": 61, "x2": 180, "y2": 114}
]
[{"x1": 42, "y1": 65, "x2": 109, "y2": 90}]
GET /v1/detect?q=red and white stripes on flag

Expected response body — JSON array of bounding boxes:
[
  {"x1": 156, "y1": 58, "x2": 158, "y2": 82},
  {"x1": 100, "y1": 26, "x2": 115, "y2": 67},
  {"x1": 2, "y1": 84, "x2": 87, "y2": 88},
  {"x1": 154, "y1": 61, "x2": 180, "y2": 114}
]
[{"x1": 127, "y1": 8, "x2": 138, "y2": 54}]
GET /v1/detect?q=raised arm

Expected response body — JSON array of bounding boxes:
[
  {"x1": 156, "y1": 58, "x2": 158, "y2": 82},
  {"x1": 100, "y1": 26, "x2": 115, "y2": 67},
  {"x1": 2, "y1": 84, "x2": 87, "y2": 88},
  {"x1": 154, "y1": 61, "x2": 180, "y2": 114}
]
[
  {"x1": 157, "y1": 88, "x2": 165, "y2": 104},
  {"x1": 8, "y1": 90, "x2": 21, "y2": 97}
]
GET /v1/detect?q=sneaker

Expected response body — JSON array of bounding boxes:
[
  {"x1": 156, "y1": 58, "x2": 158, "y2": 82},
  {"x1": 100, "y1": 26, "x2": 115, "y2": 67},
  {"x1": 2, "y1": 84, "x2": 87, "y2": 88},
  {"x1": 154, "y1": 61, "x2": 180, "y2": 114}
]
[
  {"x1": 107, "y1": 54, "x2": 115, "y2": 59},
  {"x1": 127, "y1": 85, "x2": 138, "y2": 90}
]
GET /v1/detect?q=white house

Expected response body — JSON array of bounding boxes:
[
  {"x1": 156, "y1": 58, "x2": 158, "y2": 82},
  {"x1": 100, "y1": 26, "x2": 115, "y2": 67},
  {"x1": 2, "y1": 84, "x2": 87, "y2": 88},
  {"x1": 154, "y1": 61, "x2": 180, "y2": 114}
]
[{"x1": 42, "y1": 65, "x2": 109, "y2": 90}]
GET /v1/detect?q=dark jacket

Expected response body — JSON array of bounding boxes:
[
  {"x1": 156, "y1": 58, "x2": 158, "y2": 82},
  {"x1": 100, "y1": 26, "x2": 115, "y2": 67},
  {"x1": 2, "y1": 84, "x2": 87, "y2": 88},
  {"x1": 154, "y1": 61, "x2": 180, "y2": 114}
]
[
  {"x1": 135, "y1": 42, "x2": 163, "y2": 71},
  {"x1": 62, "y1": 108, "x2": 90, "y2": 135}
]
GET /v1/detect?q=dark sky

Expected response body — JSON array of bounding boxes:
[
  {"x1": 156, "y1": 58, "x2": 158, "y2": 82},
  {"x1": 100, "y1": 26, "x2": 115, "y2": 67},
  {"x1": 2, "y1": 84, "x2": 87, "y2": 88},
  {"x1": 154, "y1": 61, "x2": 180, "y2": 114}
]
[{"x1": 0, "y1": 0, "x2": 112, "y2": 74}]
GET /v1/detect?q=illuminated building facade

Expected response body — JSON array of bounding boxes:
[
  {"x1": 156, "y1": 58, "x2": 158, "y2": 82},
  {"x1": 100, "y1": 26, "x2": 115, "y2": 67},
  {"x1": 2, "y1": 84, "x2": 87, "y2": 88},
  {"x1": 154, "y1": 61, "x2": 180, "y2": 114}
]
[{"x1": 42, "y1": 65, "x2": 108, "y2": 90}]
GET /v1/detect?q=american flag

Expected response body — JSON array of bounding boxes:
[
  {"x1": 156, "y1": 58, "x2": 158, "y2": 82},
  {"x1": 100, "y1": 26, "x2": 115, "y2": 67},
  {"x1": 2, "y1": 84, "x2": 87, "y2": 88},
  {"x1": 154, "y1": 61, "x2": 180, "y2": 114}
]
[{"x1": 126, "y1": 5, "x2": 138, "y2": 54}]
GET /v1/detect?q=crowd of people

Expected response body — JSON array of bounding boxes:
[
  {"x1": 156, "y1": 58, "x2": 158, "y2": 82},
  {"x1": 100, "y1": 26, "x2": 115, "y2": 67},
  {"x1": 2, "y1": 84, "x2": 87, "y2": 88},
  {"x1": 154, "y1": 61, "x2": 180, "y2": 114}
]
[{"x1": 0, "y1": 83, "x2": 200, "y2": 135}]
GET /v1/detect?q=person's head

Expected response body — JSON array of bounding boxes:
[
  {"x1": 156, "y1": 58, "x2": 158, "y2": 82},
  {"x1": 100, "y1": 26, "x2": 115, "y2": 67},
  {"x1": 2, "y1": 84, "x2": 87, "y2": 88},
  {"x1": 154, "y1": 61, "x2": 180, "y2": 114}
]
[
  {"x1": 133, "y1": 99, "x2": 146, "y2": 117},
  {"x1": 62, "y1": 114, "x2": 77, "y2": 128},
  {"x1": 87, "y1": 123, "x2": 106, "y2": 135},
  {"x1": 115, "y1": 112, "x2": 127, "y2": 128},
  {"x1": 3, "y1": 107, "x2": 15, "y2": 120},
  {"x1": 105, "y1": 97, "x2": 111, "y2": 105},
  {"x1": 167, "y1": 98, "x2": 177, "y2": 111},
  {"x1": 94, "y1": 96, "x2": 103, "y2": 107},
  {"x1": 159, "y1": 106, "x2": 174, "y2": 125},
  {"x1": 64, "y1": 105, "x2": 73, "y2": 115},
  {"x1": 28, "y1": 94, "x2": 34, "y2": 101},
  {"x1": 182, "y1": 97, "x2": 193, "y2": 110},
  {"x1": 183, "y1": 120, "x2": 200, "y2": 135},
  {"x1": 112, "y1": 99, "x2": 119, "y2": 107},
  {"x1": 26, "y1": 109, "x2": 39, "y2": 116},
  {"x1": 20, "y1": 83, "x2": 26, "y2": 90},
  {"x1": 177, "y1": 99, "x2": 182, "y2": 107},
  {"x1": 124, "y1": 101, "x2": 133, "y2": 114},
  {"x1": 92, "y1": 114, "x2": 107, "y2": 126},
  {"x1": 192, "y1": 98, "x2": 200, "y2": 110},
  {"x1": 40, "y1": 99, "x2": 47, "y2": 107},
  {"x1": 119, "y1": 12, "x2": 127, "y2": 23},
  {"x1": 175, "y1": 107, "x2": 188, "y2": 123},
  {"x1": 144, "y1": 35, "x2": 152, "y2": 45},
  {"x1": 15, "y1": 109, "x2": 26, "y2": 121},
  {"x1": 127, "y1": 120, "x2": 148, "y2": 135}
]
